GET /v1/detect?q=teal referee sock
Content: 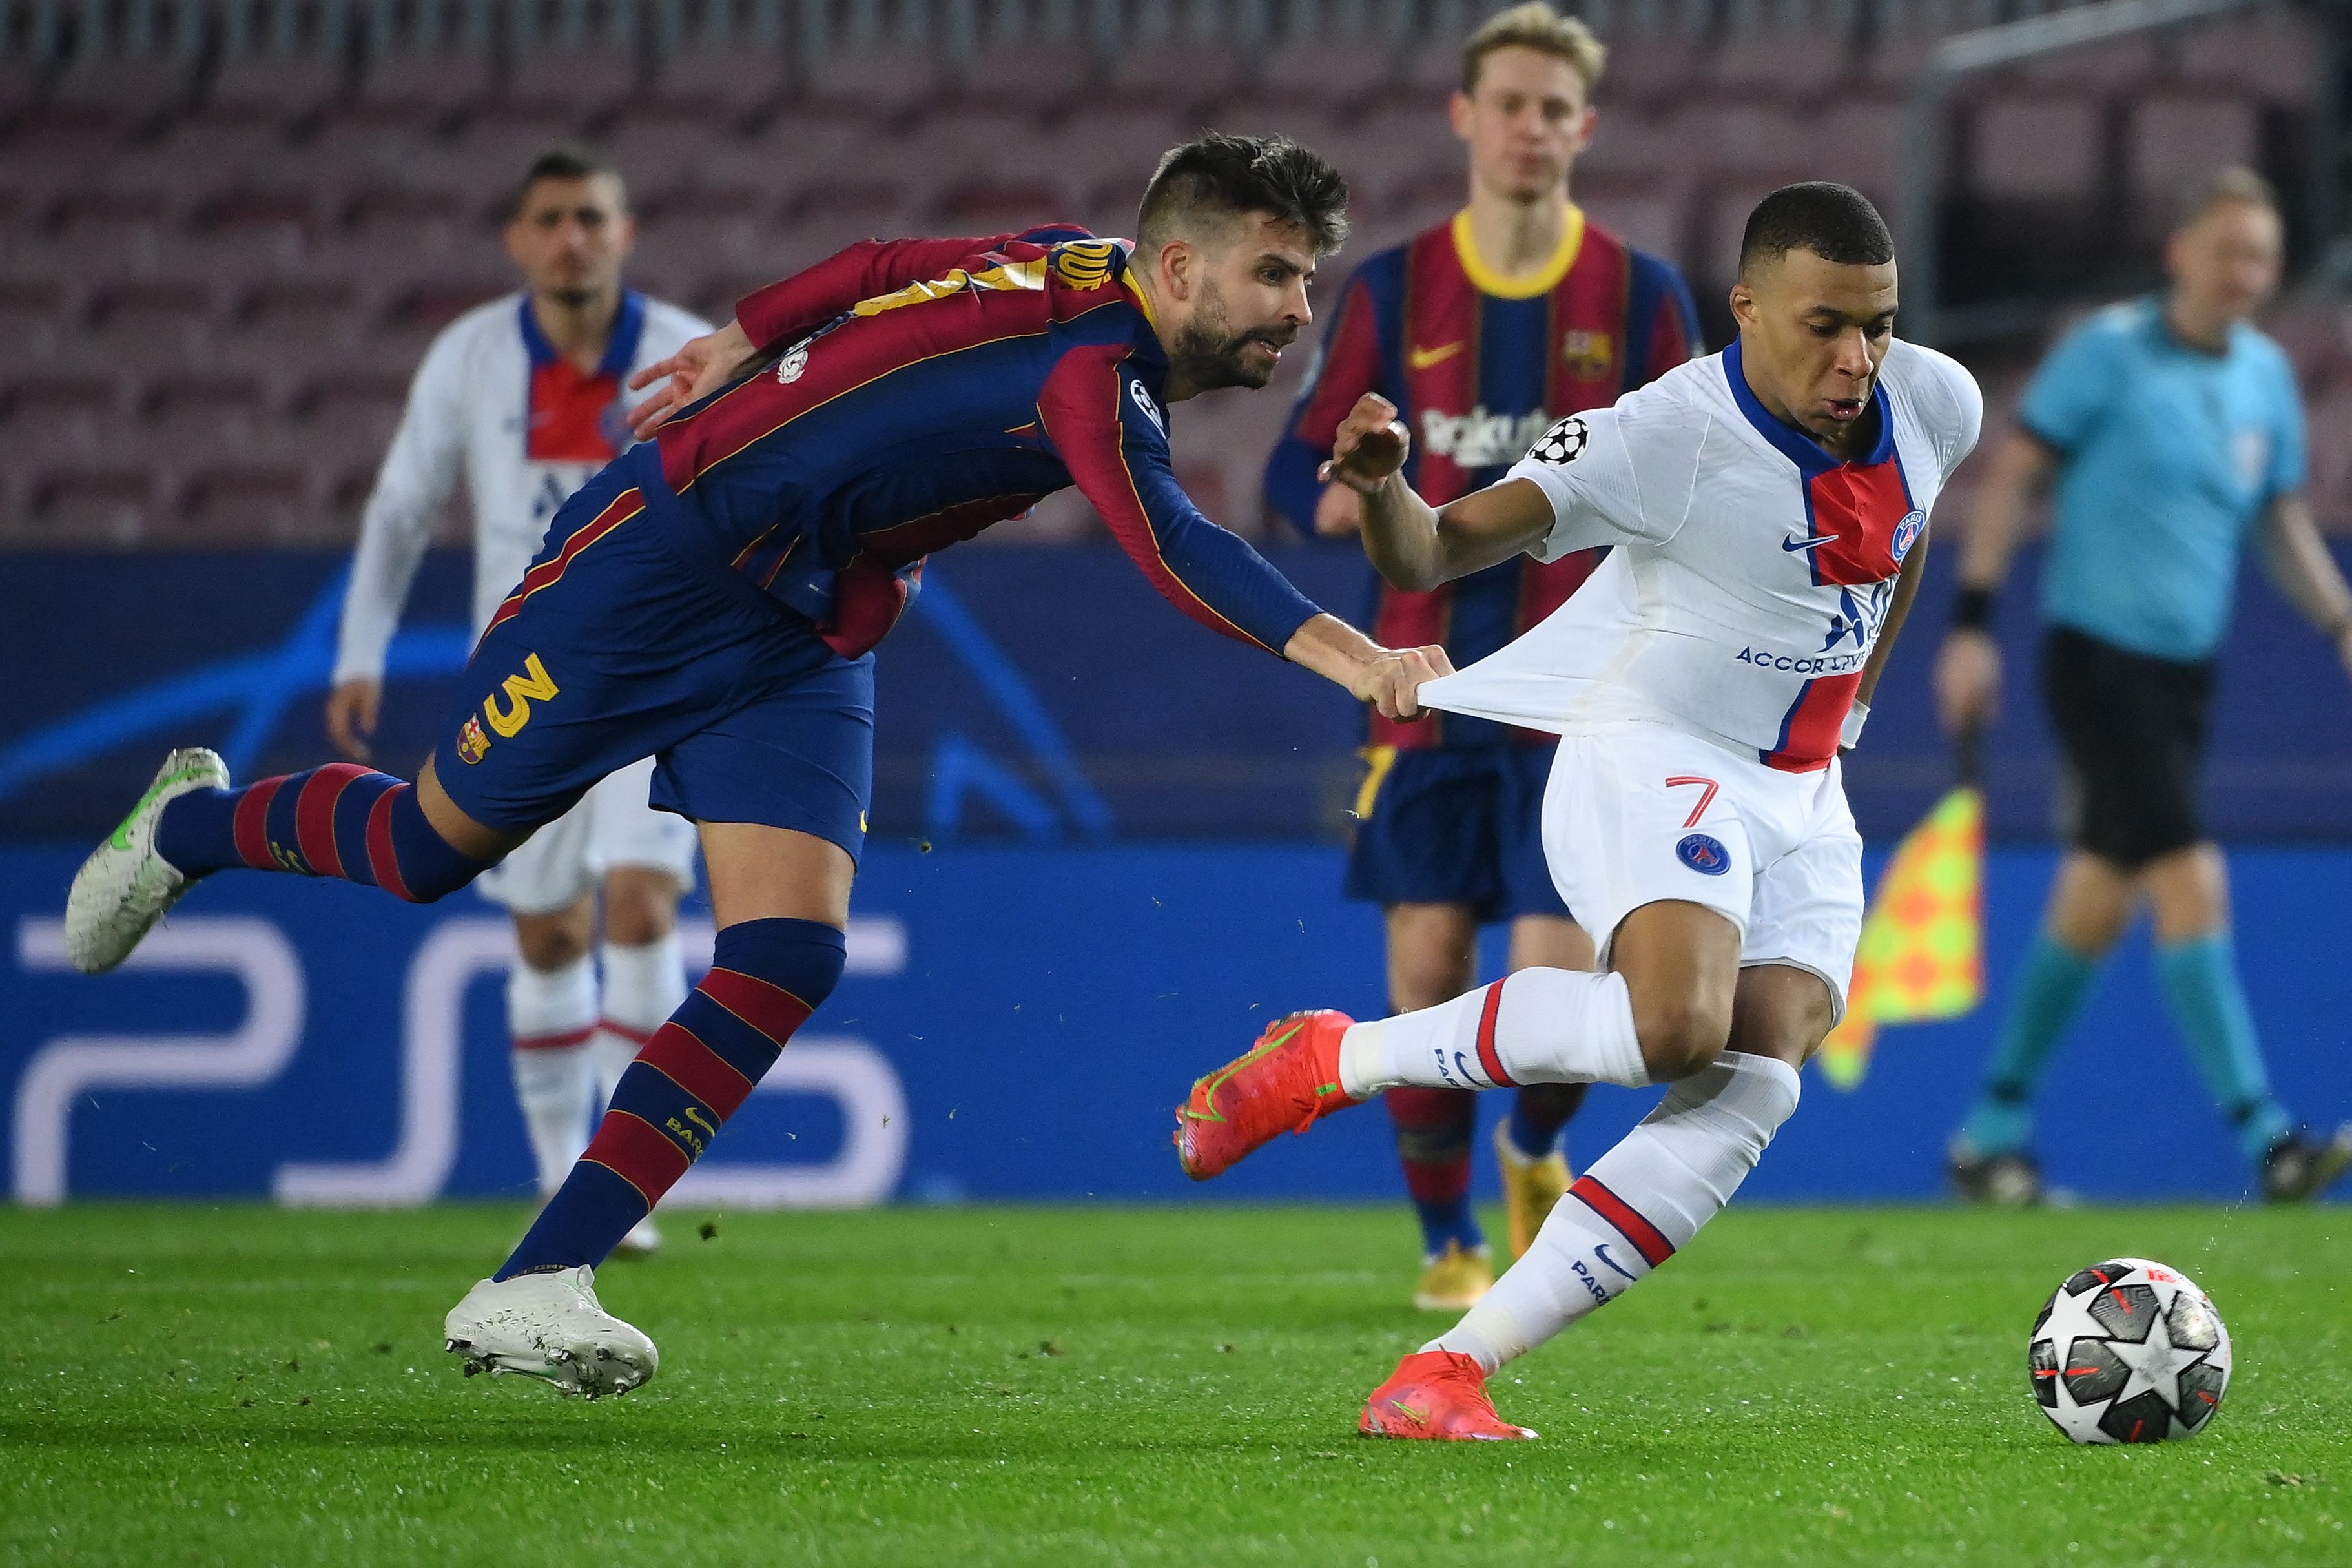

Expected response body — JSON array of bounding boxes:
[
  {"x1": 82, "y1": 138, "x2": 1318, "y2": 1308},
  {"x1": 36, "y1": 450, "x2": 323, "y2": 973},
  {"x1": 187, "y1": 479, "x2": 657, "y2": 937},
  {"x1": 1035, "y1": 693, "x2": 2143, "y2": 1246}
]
[
  {"x1": 1959, "y1": 934, "x2": 2101, "y2": 1155},
  {"x1": 2156, "y1": 932, "x2": 2290, "y2": 1163}
]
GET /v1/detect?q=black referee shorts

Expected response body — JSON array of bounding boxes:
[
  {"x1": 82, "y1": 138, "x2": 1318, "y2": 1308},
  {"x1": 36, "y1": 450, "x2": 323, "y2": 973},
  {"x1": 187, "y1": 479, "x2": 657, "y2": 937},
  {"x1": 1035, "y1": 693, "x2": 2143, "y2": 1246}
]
[{"x1": 2041, "y1": 625, "x2": 2216, "y2": 870}]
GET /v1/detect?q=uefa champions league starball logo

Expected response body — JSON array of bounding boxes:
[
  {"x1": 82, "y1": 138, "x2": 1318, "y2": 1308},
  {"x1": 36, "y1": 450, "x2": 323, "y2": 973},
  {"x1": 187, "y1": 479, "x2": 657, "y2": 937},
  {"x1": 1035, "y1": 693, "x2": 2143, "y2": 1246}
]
[{"x1": 1529, "y1": 416, "x2": 1589, "y2": 466}]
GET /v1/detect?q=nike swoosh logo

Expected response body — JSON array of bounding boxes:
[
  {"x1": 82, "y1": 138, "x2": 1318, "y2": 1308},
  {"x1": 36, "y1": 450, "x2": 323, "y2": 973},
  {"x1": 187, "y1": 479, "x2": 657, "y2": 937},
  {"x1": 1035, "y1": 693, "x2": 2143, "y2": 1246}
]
[
  {"x1": 109, "y1": 767, "x2": 212, "y2": 851},
  {"x1": 1782, "y1": 533, "x2": 1837, "y2": 553},
  {"x1": 1408, "y1": 342, "x2": 1465, "y2": 370}
]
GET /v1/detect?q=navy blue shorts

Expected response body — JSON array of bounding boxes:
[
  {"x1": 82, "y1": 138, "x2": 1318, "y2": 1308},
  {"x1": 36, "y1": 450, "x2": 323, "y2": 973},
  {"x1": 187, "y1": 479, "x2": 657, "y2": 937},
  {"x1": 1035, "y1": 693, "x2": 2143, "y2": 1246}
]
[
  {"x1": 431, "y1": 453, "x2": 874, "y2": 862},
  {"x1": 1343, "y1": 745, "x2": 1569, "y2": 923}
]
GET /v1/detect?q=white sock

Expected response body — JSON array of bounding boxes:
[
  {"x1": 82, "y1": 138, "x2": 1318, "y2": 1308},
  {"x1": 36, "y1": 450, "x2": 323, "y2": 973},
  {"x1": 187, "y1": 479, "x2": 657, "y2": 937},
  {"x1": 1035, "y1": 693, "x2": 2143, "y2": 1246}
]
[
  {"x1": 508, "y1": 954, "x2": 599, "y2": 1195},
  {"x1": 592, "y1": 933, "x2": 689, "y2": 1111},
  {"x1": 1428, "y1": 1052, "x2": 1802, "y2": 1372},
  {"x1": 1339, "y1": 967, "x2": 1649, "y2": 1098}
]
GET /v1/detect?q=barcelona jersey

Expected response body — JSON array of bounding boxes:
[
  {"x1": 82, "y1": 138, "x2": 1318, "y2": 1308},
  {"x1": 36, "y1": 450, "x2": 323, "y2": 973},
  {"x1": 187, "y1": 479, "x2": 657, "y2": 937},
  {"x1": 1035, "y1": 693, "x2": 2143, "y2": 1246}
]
[
  {"x1": 1266, "y1": 208, "x2": 1700, "y2": 748},
  {"x1": 533, "y1": 229, "x2": 1323, "y2": 663}
]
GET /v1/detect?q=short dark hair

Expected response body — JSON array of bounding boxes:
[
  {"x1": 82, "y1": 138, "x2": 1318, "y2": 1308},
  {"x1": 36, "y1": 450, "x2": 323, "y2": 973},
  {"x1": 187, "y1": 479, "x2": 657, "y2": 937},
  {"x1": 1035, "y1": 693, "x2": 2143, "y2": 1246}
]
[
  {"x1": 1738, "y1": 182, "x2": 1893, "y2": 277},
  {"x1": 1136, "y1": 132, "x2": 1350, "y2": 258},
  {"x1": 511, "y1": 143, "x2": 626, "y2": 218}
]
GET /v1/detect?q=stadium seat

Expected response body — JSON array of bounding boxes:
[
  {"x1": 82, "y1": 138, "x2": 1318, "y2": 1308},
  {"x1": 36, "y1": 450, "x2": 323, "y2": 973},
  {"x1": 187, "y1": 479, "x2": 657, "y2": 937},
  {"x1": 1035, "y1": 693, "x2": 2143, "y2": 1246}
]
[
  {"x1": 799, "y1": 48, "x2": 951, "y2": 118},
  {"x1": 504, "y1": 46, "x2": 646, "y2": 123},
  {"x1": 1104, "y1": 44, "x2": 1247, "y2": 113},
  {"x1": 2125, "y1": 90, "x2": 2260, "y2": 230},
  {"x1": 945, "y1": 46, "x2": 1098, "y2": 112},
  {"x1": 179, "y1": 464, "x2": 330, "y2": 542},
  {"x1": 0, "y1": 378, "x2": 120, "y2": 464},
  {"x1": 354, "y1": 48, "x2": 499, "y2": 122},
  {"x1": 595, "y1": 113, "x2": 736, "y2": 192},
  {"x1": 45, "y1": 52, "x2": 199, "y2": 121},
  {"x1": 241, "y1": 280, "x2": 372, "y2": 354},
  {"x1": 2182, "y1": 13, "x2": 2322, "y2": 105},
  {"x1": 0, "y1": 279, "x2": 72, "y2": 364},
  {"x1": 185, "y1": 194, "x2": 318, "y2": 280},
  {"x1": 647, "y1": 42, "x2": 793, "y2": 121},
  {"x1": 143, "y1": 374, "x2": 274, "y2": 455},
  {"x1": 43, "y1": 190, "x2": 178, "y2": 280},
  {"x1": 1250, "y1": 41, "x2": 1401, "y2": 114},
  {"x1": 201, "y1": 52, "x2": 353, "y2": 121},
  {"x1": 1966, "y1": 91, "x2": 2105, "y2": 202},
  {"x1": 27, "y1": 468, "x2": 163, "y2": 545},
  {"x1": 87, "y1": 281, "x2": 219, "y2": 366}
]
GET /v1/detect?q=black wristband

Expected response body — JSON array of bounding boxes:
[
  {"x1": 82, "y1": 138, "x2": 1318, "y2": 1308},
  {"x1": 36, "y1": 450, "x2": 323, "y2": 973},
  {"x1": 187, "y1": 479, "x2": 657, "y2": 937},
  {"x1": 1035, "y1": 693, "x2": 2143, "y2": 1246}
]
[{"x1": 1952, "y1": 586, "x2": 1997, "y2": 632}]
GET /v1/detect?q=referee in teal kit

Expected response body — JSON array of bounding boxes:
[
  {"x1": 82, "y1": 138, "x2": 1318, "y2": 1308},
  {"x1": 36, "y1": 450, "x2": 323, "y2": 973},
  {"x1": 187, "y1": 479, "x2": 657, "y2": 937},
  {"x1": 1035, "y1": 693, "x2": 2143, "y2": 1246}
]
[{"x1": 1936, "y1": 168, "x2": 2352, "y2": 1204}]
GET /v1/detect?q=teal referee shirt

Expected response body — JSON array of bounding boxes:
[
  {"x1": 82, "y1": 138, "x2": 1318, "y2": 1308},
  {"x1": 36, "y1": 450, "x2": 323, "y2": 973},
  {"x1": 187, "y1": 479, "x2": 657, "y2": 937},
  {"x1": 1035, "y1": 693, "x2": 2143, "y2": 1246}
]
[{"x1": 2019, "y1": 298, "x2": 2307, "y2": 662}]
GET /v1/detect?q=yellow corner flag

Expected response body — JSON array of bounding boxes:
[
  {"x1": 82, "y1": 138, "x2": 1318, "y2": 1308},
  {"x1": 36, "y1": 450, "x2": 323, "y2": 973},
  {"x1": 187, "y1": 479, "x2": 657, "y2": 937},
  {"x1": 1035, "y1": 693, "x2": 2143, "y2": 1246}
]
[{"x1": 1819, "y1": 780, "x2": 1985, "y2": 1090}]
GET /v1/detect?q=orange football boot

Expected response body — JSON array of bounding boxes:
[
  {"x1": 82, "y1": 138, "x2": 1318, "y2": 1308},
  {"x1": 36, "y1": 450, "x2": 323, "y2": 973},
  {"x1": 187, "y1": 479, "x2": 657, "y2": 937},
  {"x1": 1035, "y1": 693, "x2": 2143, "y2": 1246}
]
[
  {"x1": 1174, "y1": 1009, "x2": 1359, "y2": 1179},
  {"x1": 1359, "y1": 1350, "x2": 1537, "y2": 1441}
]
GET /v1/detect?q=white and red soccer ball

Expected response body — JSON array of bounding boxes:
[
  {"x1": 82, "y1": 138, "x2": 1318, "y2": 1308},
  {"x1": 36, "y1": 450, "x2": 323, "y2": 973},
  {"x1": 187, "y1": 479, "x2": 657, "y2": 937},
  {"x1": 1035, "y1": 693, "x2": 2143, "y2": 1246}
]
[{"x1": 2029, "y1": 1257, "x2": 2231, "y2": 1445}]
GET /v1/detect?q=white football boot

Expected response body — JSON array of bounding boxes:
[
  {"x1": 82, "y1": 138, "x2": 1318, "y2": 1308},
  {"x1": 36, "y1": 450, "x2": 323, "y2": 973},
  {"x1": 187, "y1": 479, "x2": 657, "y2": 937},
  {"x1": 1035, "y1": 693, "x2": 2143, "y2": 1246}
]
[
  {"x1": 610, "y1": 1215, "x2": 663, "y2": 1259},
  {"x1": 64, "y1": 747, "x2": 230, "y2": 974},
  {"x1": 444, "y1": 1266, "x2": 659, "y2": 1399}
]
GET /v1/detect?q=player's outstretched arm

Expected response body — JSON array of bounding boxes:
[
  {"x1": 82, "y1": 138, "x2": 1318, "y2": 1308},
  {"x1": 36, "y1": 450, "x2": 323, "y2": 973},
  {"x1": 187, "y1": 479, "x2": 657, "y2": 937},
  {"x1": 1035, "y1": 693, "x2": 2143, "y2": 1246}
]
[
  {"x1": 1322, "y1": 395, "x2": 1554, "y2": 591},
  {"x1": 1284, "y1": 614, "x2": 1455, "y2": 723}
]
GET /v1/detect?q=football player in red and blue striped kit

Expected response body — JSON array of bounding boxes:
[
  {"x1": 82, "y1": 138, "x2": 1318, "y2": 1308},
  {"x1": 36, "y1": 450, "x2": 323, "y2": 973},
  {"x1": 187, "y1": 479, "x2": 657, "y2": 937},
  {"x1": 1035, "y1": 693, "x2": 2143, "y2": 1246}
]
[
  {"x1": 65, "y1": 133, "x2": 1449, "y2": 1398},
  {"x1": 1264, "y1": 3, "x2": 1698, "y2": 1310}
]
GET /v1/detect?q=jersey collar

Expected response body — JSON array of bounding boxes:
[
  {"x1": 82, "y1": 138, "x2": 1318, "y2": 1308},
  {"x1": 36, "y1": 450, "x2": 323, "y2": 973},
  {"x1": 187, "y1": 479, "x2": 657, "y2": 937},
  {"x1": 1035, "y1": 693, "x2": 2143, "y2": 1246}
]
[
  {"x1": 1451, "y1": 205, "x2": 1584, "y2": 300},
  {"x1": 1722, "y1": 336, "x2": 1896, "y2": 475},
  {"x1": 517, "y1": 289, "x2": 646, "y2": 377}
]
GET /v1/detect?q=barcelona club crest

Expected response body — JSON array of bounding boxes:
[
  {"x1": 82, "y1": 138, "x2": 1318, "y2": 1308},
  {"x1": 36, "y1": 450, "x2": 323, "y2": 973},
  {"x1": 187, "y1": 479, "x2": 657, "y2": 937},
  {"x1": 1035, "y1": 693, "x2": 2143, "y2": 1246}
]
[
  {"x1": 457, "y1": 714, "x2": 492, "y2": 765},
  {"x1": 1561, "y1": 329, "x2": 1614, "y2": 382}
]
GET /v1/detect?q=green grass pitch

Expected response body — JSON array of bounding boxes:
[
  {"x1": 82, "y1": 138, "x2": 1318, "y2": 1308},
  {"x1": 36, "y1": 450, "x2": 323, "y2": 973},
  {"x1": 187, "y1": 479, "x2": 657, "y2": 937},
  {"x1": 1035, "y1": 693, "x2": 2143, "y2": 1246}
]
[{"x1": 3, "y1": 1203, "x2": 2346, "y2": 1565}]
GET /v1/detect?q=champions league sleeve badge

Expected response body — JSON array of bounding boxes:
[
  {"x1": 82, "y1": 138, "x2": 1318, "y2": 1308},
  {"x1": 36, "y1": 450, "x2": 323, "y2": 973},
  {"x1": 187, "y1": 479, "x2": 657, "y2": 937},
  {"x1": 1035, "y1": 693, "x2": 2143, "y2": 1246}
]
[{"x1": 1528, "y1": 416, "x2": 1589, "y2": 466}]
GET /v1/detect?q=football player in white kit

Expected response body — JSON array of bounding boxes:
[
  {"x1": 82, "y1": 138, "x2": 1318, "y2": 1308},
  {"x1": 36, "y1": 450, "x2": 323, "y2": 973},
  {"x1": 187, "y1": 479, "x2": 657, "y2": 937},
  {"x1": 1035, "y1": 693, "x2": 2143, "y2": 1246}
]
[
  {"x1": 325, "y1": 147, "x2": 709, "y2": 1255},
  {"x1": 1175, "y1": 183, "x2": 1983, "y2": 1438}
]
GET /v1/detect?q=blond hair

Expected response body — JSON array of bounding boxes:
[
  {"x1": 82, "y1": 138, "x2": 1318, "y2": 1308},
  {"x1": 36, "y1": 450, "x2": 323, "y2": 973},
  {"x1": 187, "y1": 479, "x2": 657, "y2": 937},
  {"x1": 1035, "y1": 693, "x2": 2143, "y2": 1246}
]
[
  {"x1": 1461, "y1": 3, "x2": 1607, "y2": 96},
  {"x1": 2178, "y1": 165, "x2": 2280, "y2": 231}
]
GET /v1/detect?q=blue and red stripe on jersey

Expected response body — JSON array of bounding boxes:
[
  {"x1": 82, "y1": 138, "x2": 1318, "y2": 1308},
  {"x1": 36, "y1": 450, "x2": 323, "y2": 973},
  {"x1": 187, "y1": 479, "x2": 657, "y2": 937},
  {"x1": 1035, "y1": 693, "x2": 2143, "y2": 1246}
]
[
  {"x1": 517, "y1": 290, "x2": 645, "y2": 462},
  {"x1": 1266, "y1": 209, "x2": 1700, "y2": 748},
  {"x1": 635, "y1": 231, "x2": 1320, "y2": 661},
  {"x1": 1722, "y1": 338, "x2": 1923, "y2": 773}
]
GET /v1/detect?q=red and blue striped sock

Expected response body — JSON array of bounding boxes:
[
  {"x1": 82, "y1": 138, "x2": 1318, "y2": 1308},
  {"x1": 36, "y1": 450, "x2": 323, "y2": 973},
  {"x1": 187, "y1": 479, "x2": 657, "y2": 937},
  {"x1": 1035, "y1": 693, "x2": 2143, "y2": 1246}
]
[
  {"x1": 496, "y1": 917, "x2": 848, "y2": 1279},
  {"x1": 154, "y1": 763, "x2": 482, "y2": 903},
  {"x1": 1388, "y1": 1086, "x2": 1483, "y2": 1257}
]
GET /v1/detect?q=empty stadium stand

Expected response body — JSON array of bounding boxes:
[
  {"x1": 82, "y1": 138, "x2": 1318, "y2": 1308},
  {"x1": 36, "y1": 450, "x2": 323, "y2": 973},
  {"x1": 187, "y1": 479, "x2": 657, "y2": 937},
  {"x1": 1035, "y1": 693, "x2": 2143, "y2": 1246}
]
[{"x1": 0, "y1": 0, "x2": 2340, "y2": 546}]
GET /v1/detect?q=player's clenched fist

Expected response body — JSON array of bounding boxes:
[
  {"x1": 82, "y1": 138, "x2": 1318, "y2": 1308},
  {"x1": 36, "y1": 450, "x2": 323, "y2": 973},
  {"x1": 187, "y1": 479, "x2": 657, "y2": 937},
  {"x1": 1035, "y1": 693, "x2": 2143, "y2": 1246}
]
[
  {"x1": 1355, "y1": 643, "x2": 1455, "y2": 722},
  {"x1": 1319, "y1": 393, "x2": 1412, "y2": 495}
]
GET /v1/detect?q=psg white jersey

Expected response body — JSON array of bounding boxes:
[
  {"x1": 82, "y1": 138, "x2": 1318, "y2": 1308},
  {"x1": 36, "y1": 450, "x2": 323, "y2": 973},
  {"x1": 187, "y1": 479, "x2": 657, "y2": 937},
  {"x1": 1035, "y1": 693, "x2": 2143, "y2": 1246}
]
[
  {"x1": 331, "y1": 289, "x2": 709, "y2": 684},
  {"x1": 1418, "y1": 338, "x2": 1983, "y2": 771}
]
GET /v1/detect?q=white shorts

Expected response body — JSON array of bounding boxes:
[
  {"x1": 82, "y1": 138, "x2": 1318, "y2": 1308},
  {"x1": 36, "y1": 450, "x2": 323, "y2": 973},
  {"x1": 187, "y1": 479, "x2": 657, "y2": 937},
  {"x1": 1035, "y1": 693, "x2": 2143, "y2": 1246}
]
[
  {"x1": 1539, "y1": 725, "x2": 1864, "y2": 1020},
  {"x1": 474, "y1": 756, "x2": 701, "y2": 916}
]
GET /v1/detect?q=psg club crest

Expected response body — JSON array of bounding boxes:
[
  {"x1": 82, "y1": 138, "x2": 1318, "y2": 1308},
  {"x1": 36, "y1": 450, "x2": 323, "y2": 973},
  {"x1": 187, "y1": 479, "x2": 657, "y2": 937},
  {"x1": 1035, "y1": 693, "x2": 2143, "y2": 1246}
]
[
  {"x1": 1676, "y1": 832, "x2": 1731, "y2": 876},
  {"x1": 1892, "y1": 510, "x2": 1927, "y2": 563},
  {"x1": 1529, "y1": 416, "x2": 1589, "y2": 466},
  {"x1": 457, "y1": 715, "x2": 491, "y2": 765}
]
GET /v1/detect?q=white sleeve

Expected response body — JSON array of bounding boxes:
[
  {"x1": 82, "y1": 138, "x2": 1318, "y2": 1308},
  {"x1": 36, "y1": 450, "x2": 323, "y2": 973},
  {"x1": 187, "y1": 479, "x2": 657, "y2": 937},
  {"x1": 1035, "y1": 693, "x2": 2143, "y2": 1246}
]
[
  {"x1": 1905, "y1": 342, "x2": 1985, "y2": 482},
  {"x1": 332, "y1": 327, "x2": 470, "y2": 685},
  {"x1": 1507, "y1": 400, "x2": 1704, "y2": 563}
]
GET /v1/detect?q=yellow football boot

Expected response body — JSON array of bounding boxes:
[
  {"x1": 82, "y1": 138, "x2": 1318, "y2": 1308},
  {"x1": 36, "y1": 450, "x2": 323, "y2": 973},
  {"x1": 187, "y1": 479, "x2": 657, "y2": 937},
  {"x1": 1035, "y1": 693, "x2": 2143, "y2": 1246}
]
[
  {"x1": 1411, "y1": 1239, "x2": 1494, "y2": 1312},
  {"x1": 1494, "y1": 1121, "x2": 1574, "y2": 1259}
]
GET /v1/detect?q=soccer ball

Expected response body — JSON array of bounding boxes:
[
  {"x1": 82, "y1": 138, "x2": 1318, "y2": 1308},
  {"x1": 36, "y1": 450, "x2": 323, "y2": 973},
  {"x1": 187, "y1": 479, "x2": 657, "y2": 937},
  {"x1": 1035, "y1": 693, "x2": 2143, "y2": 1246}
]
[{"x1": 2028, "y1": 1257, "x2": 2231, "y2": 1445}]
